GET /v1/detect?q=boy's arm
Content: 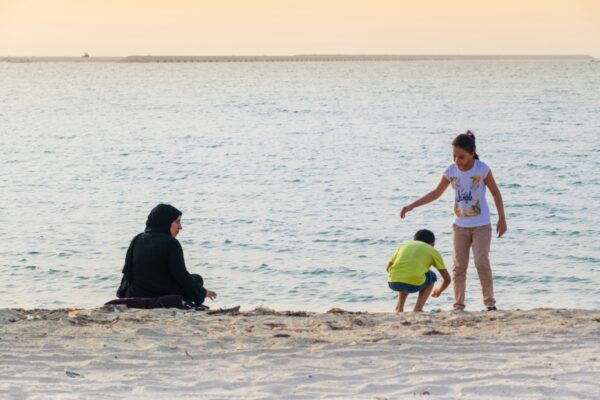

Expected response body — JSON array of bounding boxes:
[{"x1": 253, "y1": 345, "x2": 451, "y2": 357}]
[
  {"x1": 386, "y1": 262, "x2": 393, "y2": 272},
  {"x1": 431, "y1": 269, "x2": 451, "y2": 298}
]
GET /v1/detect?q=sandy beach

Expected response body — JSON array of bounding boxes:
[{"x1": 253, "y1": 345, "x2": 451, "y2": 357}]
[{"x1": 1, "y1": 307, "x2": 598, "y2": 399}]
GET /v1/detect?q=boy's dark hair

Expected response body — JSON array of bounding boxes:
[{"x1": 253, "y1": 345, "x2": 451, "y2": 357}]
[
  {"x1": 452, "y1": 130, "x2": 479, "y2": 160},
  {"x1": 414, "y1": 229, "x2": 435, "y2": 245}
]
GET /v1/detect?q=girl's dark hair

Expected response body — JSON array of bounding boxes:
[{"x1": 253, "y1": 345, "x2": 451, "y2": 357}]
[{"x1": 452, "y1": 130, "x2": 479, "y2": 160}]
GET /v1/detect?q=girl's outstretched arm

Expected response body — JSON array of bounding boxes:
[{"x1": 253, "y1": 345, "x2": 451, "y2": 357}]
[
  {"x1": 400, "y1": 176, "x2": 449, "y2": 218},
  {"x1": 484, "y1": 171, "x2": 507, "y2": 237}
]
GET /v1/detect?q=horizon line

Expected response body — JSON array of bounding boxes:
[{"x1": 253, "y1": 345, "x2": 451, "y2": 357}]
[{"x1": 0, "y1": 54, "x2": 595, "y2": 63}]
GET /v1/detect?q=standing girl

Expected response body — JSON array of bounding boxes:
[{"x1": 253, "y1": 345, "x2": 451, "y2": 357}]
[{"x1": 400, "y1": 131, "x2": 506, "y2": 311}]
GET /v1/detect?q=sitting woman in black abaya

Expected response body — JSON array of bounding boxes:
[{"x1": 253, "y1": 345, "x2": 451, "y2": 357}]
[{"x1": 108, "y1": 203, "x2": 216, "y2": 310}]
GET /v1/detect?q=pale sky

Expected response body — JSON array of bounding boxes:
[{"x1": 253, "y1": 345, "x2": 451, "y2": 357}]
[{"x1": 1, "y1": 0, "x2": 599, "y2": 57}]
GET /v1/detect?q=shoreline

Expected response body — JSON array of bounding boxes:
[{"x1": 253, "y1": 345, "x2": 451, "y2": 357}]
[
  {"x1": 3, "y1": 306, "x2": 600, "y2": 339},
  {"x1": 0, "y1": 54, "x2": 594, "y2": 63},
  {"x1": 1, "y1": 307, "x2": 599, "y2": 398}
]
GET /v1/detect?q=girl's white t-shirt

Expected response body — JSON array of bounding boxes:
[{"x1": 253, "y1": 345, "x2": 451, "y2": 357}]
[{"x1": 443, "y1": 160, "x2": 491, "y2": 228}]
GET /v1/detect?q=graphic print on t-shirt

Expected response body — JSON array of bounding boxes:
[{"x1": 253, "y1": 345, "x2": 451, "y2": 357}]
[{"x1": 449, "y1": 175, "x2": 482, "y2": 218}]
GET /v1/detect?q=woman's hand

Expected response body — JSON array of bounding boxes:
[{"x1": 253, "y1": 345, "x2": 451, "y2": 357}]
[
  {"x1": 496, "y1": 218, "x2": 507, "y2": 237},
  {"x1": 206, "y1": 290, "x2": 217, "y2": 301}
]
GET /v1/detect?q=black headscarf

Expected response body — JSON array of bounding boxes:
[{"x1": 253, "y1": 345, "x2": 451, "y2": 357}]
[
  {"x1": 117, "y1": 203, "x2": 183, "y2": 297},
  {"x1": 144, "y1": 204, "x2": 182, "y2": 235}
]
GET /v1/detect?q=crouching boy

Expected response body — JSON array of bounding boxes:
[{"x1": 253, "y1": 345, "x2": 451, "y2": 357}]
[{"x1": 387, "y1": 229, "x2": 451, "y2": 312}]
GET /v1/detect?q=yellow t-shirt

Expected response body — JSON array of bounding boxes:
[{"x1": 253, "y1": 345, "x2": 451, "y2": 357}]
[{"x1": 387, "y1": 240, "x2": 446, "y2": 285}]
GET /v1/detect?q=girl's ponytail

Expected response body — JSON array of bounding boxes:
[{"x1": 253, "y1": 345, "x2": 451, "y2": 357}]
[
  {"x1": 453, "y1": 130, "x2": 479, "y2": 159},
  {"x1": 465, "y1": 130, "x2": 479, "y2": 160}
]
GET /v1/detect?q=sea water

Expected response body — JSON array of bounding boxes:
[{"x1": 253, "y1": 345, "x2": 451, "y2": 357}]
[{"x1": 1, "y1": 60, "x2": 599, "y2": 311}]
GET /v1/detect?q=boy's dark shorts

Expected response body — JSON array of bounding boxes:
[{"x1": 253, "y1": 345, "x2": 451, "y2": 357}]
[{"x1": 388, "y1": 270, "x2": 437, "y2": 293}]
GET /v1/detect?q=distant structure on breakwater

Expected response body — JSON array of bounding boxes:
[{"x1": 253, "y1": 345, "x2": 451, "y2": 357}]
[{"x1": 0, "y1": 54, "x2": 594, "y2": 63}]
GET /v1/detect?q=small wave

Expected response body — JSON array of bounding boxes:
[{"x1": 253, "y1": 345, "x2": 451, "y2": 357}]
[
  {"x1": 495, "y1": 275, "x2": 531, "y2": 283},
  {"x1": 301, "y1": 268, "x2": 335, "y2": 276},
  {"x1": 230, "y1": 219, "x2": 255, "y2": 224},
  {"x1": 503, "y1": 183, "x2": 522, "y2": 189},
  {"x1": 562, "y1": 276, "x2": 591, "y2": 283},
  {"x1": 565, "y1": 255, "x2": 600, "y2": 263}
]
